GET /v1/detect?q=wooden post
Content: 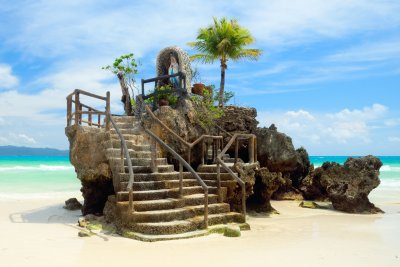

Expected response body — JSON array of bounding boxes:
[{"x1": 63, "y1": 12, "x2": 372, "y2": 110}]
[
  {"x1": 187, "y1": 149, "x2": 191, "y2": 166},
  {"x1": 150, "y1": 139, "x2": 157, "y2": 173},
  {"x1": 217, "y1": 162, "x2": 221, "y2": 203},
  {"x1": 242, "y1": 185, "x2": 246, "y2": 220},
  {"x1": 254, "y1": 136, "x2": 257, "y2": 162},
  {"x1": 249, "y1": 137, "x2": 255, "y2": 163},
  {"x1": 74, "y1": 92, "x2": 80, "y2": 125},
  {"x1": 201, "y1": 139, "x2": 205, "y2": 165},
  {"x1": 204, "y1": 191, "x2": 208, "y2": 229},
  {"x1": 235, "y1": 138, "x2": 239, "y2": 163},
  {"x1": 179, "y1": 163, "x2": 183, "y2": 198},
  {"x1": 106, "y1": 91, "x2": 110, "y2": 130},
  {"x1": 98, "y1": 114, "x2": 101, "y2": 128},
  {"x1": 88, "y1": 108, "x2": 92, "y2": 126},
  {"x1": 67, "y1": 96, "x2": 72, "y2": 126}
]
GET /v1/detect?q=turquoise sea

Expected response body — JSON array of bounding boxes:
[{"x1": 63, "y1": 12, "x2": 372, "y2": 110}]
[{"x1": 0, "y1": 156, "x2": 399, "y2": 199}]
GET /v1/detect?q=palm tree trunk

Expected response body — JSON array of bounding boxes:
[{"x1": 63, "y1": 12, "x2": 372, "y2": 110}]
[{"x1": 219, "y1": 59, "x2": 226, "y2": 107}]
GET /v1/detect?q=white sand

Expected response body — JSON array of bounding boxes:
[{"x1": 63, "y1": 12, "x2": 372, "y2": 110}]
[{"x1": 0, "y1": 191, "x2": 399, "y2": 267}]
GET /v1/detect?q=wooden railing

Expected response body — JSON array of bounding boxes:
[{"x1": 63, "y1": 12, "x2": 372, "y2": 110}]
[
  {"x1": 66, "y1": 89, "x2": 110, "y2": 129},
  {"x1": 216, "y1": 133, "x2": 257, "y2": 219},
  {"x1": 136, "y1": 95, "x2": 210, "y2": 228},
  {"x1": 66, "y1": 89, "x2": 135, "y2": 214},
  {"x1": 141, "y1": 72, "x2": 186, "y2": 111}
]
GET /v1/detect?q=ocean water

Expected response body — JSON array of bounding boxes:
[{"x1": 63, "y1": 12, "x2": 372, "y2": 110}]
[
  {"x1": 0, "y1": 156, "x2": 79, "y2": 199},
  {"x1": 0, "y1": 155, "x2": 399, "y2": 200}
]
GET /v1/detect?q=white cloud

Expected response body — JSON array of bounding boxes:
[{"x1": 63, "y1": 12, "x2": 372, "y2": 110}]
[
  {"x1": 384, "y1": 118, "x2": 400, "y2": 127},
  {"x1": 258, "y1": 103, "x2": 389, "y2": 148},
  {"x1": 0, "y1": 64, "x2": 18, "y2": 89},
  {"x1": 388, "y1": 136, "x2": 400, "y2": 143},
  {"x1": 0, "y1": 133, "x2": 37, "y2": 146}
]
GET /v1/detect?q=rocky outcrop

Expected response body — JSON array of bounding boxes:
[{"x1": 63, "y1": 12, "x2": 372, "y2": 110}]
[
  {"x1": 247, "y1": 168, "x2": 285, "y2": 212},
  {"x1": 256, "y1": 124, "x2": 298, "y2": 172},
  {"x1": 218, "y1": 106, "x2": 258, "y2": 134},
  {"x1": 65, "y1": 125, "x2": 113, "y2": 215},
  {"x1": 302, "y1": 156, "x2": 383, "y2": 213}
]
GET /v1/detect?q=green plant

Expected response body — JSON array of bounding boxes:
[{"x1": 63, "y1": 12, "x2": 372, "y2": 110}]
[
  {"x1": 191, "y1": 89, "x2": 224, "y2": 130},
  {"x1": 188, "y1": 17, "x2": 261, "y2": 107},
  {"x1": 208, "y1": 85, "x2": 234, "y2": 105},
  {"x1": 144, "y1": 84, "x2": 178, "y2": 107},
  {"x1": 102, "y1": 53, "x2": 140, "y2": 113}
]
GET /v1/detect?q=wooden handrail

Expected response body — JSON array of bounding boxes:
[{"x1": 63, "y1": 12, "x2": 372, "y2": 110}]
[
  {"x1": 216, "y1": 133, "x2": 257, "y2": 220},
  {"x1": 136, "y1": 95, "x2": 209, "y2": 228},
  {"x1": 107, "y1": 114, "x2": 135, "y2": 213},
  {"x1": 142, "y1": 103, "x2": 222, "y2": 163},
  {"x1": 66, "y1": 89, "x2": 110, "y2": 129}
]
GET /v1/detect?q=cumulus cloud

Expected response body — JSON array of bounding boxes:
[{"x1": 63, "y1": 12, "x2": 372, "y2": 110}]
[
  {"x1": 388, "y1": 136, "x2": 400, "y2": 143},
  {"x1": 258, "y1": 103, "x2": 389, "y2": 149},
  {"x1": 0, "y1": 133, "x2": 37, "y2": 146},
  {"x1": 0, "y1": 64, "x2": 18, "y2": 89}
]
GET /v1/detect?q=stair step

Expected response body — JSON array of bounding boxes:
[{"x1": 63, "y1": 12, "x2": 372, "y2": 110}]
[
  {"x1": 132, "y1": 212, "x2": 244, "y2": 235},
  {"x1": 117, "y1": 186, "x2": 217, "y2": 201},
  {"x1": 118, "y1": 172, "x2": 179, "y2": 182},
  {"x1": 131, "y1": 203, "x2": 230, "y2": 223},
  {"x1": 190, "y1": 212, "x2": 245, "y2": 226},
  {"x1": 117, "y1": 198, "x2": 185, "y2": 211},
  {"x1": 197, "y1": 163, "x2": 235, "y2": 173},
  {"x1": 111, "y1": 116, "x2": 136, "y2": 123},
  {"x1": 120, "y1": 179, "x2": 199, "y2": 191},
  {"x1": 123, "y1": 165, "x2": 174, "y2": 174},
  {"x1": 132, "y1": 220, "x2": 197, "y2": 235},
  {"x1": 182, "y1": 193, "x2": 218, "y2": 206},
  {"x1": 185, "y1": 172, "x2": 238, "y2": 181}
]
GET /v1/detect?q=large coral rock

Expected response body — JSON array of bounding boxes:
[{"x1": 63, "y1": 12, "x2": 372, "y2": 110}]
[
  {"x1": 65, "y1": 125, "x2": 114, "y2": 215},
  {"x1": 316, "y1": 155, "x2": 383, "y2": 213},
  {"x1": 256, "y1": 124, "x2": 298, "y2": 172},
  {"x1": 248, "y1": 167, "x2": 285, "y2": 212}
]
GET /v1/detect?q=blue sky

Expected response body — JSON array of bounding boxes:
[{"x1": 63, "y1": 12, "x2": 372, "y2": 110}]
[{"x1": 0, "y1": 0, "x2": 399, "y2": 155}]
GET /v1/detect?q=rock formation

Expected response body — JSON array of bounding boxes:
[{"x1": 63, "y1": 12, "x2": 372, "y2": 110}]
[
  {"x1": 302, "y1": 155, "x2": 383, "y2": 213},
  {"x1": 65, "y1": 125, "x2": 114, "y2": 215},
  {"x1": 247, "y1": 168, "x2": 285, "y2": 212}
]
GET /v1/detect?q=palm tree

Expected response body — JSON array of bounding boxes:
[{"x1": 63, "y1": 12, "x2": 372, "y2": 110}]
[{"x1": 188, "y1": 17, "x2": 261, "y2": 107}]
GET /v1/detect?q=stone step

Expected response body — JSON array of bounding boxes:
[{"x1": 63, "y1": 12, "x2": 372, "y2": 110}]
[
  {"x1": 117, "y1": 198, "x2": 185, "y2": 212},
  {"x1": 131, "y1": 203, "x2": 230, "y2": 223},
  {"x1": 110, "y1": 128, "x2": 144, "y2": 136},
  {"x1": 119, "y1": 179, "x2": 200, "y2": 191},
  {"x1": 105, "y1": 139, "x2": 149, "y2": 149},
  {"x1": 118, "y1": 172, "x2": 237, "y2": 182},
  {"x1": 116, "y1": 193, "x2": 220, "y2": 211},
  {"x1": 107, "y1": 151, "x2": 166, "y2": 161},
  {"x1": 111, "y1": 116, "x2": 137, "y2": 123},
  {"x1": 182, "y1": 193, "x2": 219, "y2": 206},
  {"x1": 197, "y1": 163, "x2": 235, "y2": 173},
  {"x1": 116, "y1": 186, "x2": 218, "y2": 201},
  {"x1": 124, "y1": 165, "x2": 174, "y2": 174},
  {"x1": 132, "y1": 212, "x2": 244, "y2": 235},
  {"x1": 185, "y1": 172, "x2": 238, "y2": 181}
]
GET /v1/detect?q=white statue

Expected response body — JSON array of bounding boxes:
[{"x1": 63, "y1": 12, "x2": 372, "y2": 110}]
[{"x1": 168, "y1": 53, "x2": 180, "y2": 88}]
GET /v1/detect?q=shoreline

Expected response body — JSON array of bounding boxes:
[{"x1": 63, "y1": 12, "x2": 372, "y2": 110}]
[{"x1": 0, "y1": 191, "x2": 399, "y2": 267}]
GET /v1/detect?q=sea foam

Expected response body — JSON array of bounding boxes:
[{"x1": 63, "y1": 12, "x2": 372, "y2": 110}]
[{"x1": 0, "y1": 165, "x2": 74, "y2": 172}]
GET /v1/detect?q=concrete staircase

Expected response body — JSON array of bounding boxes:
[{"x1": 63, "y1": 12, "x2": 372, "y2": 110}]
[{"x1": 105, "y1": 116, "x2": 245, "y2": 238}]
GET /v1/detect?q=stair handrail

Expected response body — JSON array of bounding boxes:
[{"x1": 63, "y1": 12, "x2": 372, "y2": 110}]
[
  {"x1": 216, "y1": 133, "x2": 257, "y2": 220},
  {"x1": 138, "y1": 98, "x2": 223, "y2": 164},
  {"x1": 136, "y1": 95, "x2": 209, "y2": 228},
  {"x1": 107, "y1": 114, "x2": 135, "y2": 213},
  {"x1": 66, "y1": 89, "x2": 110, "y2": 129}
]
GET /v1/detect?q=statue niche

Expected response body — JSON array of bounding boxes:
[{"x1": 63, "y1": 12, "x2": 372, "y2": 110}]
[{"x1": 156, "y1": 46, "x2": 192, "y2": 93}]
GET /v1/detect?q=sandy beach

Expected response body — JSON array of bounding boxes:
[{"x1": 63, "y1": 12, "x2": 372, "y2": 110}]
[{"x1": 1, "y1": 190, "x2": 399, "y2": 267}]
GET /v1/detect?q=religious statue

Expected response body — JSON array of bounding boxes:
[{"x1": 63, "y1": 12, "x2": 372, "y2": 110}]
[{"x1": 168, "y1": 53, "x2": 180, "y2": 88}]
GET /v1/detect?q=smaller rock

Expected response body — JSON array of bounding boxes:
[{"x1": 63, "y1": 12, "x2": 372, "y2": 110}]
[
  {"x1": 78, "y1": 230, "x2": 91, "y2": 237},
  {"x1": 78, "y1": 217, "x2": 87, "y2": 228},
  {"x1": 63, "y1": 198, "x2": 82, "y2": 211},
  {"x1": 299, "y1": 201, "x2": 319, "y2": 209},
  {"x1": 224, "y1": 225, "x2": 241, "y2": 237}
]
